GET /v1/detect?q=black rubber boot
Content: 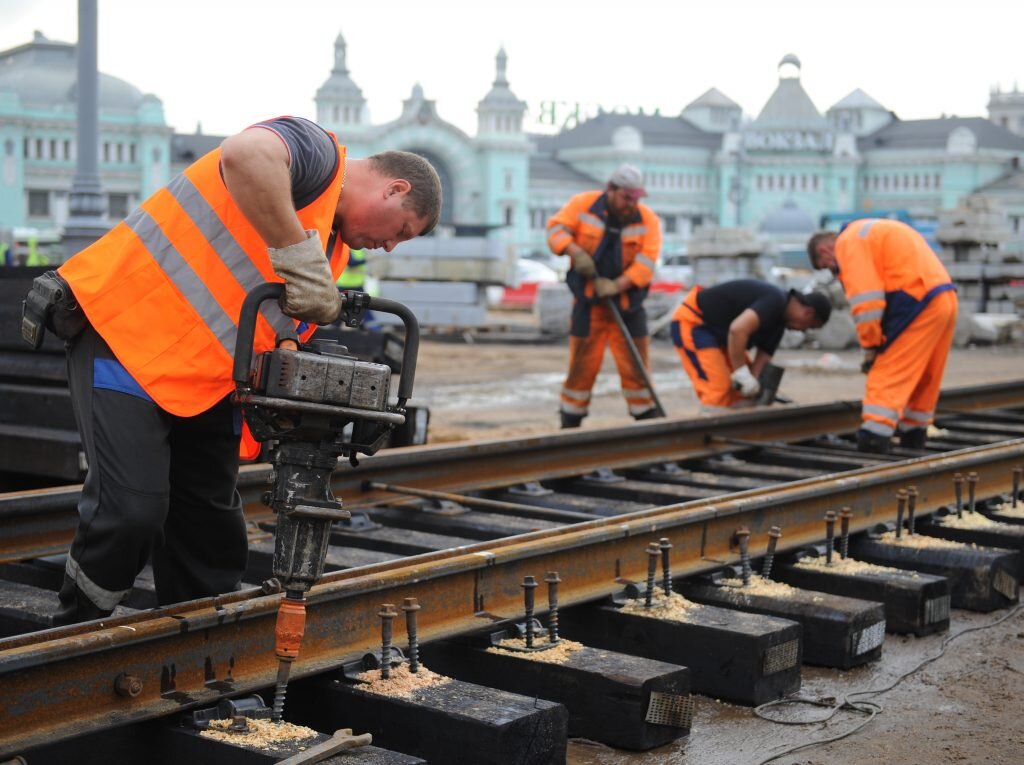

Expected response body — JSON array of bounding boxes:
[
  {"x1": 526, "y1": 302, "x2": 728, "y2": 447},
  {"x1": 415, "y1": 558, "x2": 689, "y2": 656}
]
[
  {"x1": 633, "y1": 408, "x2": 661, "y2": 421},
  {"x1": 560, "y1": 412, "x2": 584, "y2": 429},
  {"x1": 856, "y1": 428, "x2": 892, "y2": 455},
  {"x1": 898, "y1": 428, "x2": 927, "y2": 450}
]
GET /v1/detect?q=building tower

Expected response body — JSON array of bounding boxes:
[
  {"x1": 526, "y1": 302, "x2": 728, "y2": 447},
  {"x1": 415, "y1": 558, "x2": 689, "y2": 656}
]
[
  {"x1": 475, "y1": 48, "x2": 530, "y2": 242},
  {"x1": 315, "y1": 33, "x2": 367, "y2": 133},
  {"x1": 988, "y1": 84, "x2": 1024, "y2": 137}
]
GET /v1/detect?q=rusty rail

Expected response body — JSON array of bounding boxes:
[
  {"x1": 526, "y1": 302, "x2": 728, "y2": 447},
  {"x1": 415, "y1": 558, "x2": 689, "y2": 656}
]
[{"x1": 1, "y1": 380, "x2": 1020, "y2": 564}]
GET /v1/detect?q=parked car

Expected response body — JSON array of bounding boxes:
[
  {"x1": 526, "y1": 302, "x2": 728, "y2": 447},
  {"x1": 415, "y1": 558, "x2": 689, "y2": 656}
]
[
  {"x1": 653, "y1": 252, "x2": 693, "y2": 290},
  {"x1": 487, "y1": 258, "x2": 561, "y2": 308}
]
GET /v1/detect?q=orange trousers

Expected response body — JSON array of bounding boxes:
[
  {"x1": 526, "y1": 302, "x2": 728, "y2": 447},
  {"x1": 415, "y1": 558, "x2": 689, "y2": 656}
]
[
  {"x1": 670, "y1": 292, "x2": 743, "y2": 412},
  {"x1": 560, "y1": 303, "x2": 655, "y2": 419},
  {"x1": 861, "y1": 290, "x2": 958, "y2": 437}
]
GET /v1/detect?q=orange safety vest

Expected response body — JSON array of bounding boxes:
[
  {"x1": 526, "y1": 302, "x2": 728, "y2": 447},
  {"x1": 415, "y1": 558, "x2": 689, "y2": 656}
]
[
  {"x1": 835, "y1": 219, "x2": 953, "y2": 350},
  {"x1": 546, "y1": 190, "x2": 661, "y2": 296},
  {"x1": 59, "y1": 138, "x2": 350, "y2": 418}
]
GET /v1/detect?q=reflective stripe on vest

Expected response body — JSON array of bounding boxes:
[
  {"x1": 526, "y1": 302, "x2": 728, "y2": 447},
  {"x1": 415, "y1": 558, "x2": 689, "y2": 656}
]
[{"x1": 60, "y1": 139, "x2": 348, "y2": 416}]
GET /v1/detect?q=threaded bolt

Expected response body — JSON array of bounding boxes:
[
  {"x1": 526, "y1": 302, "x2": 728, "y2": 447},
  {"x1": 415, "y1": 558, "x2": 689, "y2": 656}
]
[
  {"x1": 762, "y1": 526, "x2": 782, "y2": 579},
  {"x1": 659, "y1": 538, "x2": 673, "y2": 596},
  {"x1": 895, "y1": 489, "x2": 907, "y2": 539},
  {"x1": 379, "y1": 604, "x2": 397, "y2": 680},
  {"x1": 968, "y1": 473, "x2": 978, "y2": 514},
  {"x1": 824, "y1": 511, "x2": 837, "y2": 565},
  {"x1": 522, "y1": 576, "x2": 538, "y2": 648},
  {"x1": 402, "y1": 597, "x2": 421, "y2": 674},
  {"x1": 736, "y1": 528, "x2": 752, "y2": 586},
  {"x1": 1013, "y1": 467, "x2": 1022, "y2": 509},
  {"x1": 545, "y1": 572, "x2": 561, "y2": 644},
  {"x1": 954, "y1": 473, "x2": 964, "y2": 519},
  {"x1": 839, "y1": 507, "x2": 852, "y2": 560},
  {"x1": 645, "y1": 543, "x2": 660, "y2": 607},
  {"x1": 907, "y1": 486, "x2": 918, "y2": 535}
]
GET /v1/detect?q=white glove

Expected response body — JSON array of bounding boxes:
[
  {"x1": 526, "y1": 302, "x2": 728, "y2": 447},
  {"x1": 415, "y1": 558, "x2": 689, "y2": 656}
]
[
  {"x1": 267, "y1": 230, "x2": 343, "y2": 325},
  {"x1": 730, "y1": 365, "x2": 761, "y2": 398}
]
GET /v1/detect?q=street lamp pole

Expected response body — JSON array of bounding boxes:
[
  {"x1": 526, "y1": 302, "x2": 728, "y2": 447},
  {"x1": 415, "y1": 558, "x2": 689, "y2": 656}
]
[{"x1": 61, "y1": 0, "x2": 109, "y2": 261}]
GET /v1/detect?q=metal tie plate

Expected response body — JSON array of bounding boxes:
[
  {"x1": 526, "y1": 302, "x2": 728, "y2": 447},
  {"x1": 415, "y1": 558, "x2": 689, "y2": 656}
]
[
  {"x1": 853, "y1": 620, "x2": 886, "y2": 655},
  {"x1": 763, "y1": 638, "x2": 800, "y2": 675},
  {"x1": 645, "y1": 691, "x2": 695, "y2": 729},
  {"x1": 924, "y1": 594, "x2": 951, "y2": 624}
]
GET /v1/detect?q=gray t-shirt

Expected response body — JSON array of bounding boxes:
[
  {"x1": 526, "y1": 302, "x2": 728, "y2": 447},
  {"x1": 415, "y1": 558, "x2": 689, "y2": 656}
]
[{"x1": 254, "y1": 117, "x2": 339, "y2": 210}]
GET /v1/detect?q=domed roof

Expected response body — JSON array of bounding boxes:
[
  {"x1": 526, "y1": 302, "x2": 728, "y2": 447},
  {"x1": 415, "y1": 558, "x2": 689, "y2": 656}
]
[
  {"x1": 760, "y1": 200, "x2": 816, "y2": 234},
  {"x1": 0, "y1": 32, "x2": 148, "y2": 113}
]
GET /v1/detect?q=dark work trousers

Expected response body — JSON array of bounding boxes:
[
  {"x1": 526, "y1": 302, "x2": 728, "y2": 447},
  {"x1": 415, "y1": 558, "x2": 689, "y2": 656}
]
[{"x1": 55, "y1": 325, "x2": 248, "y2": 625}]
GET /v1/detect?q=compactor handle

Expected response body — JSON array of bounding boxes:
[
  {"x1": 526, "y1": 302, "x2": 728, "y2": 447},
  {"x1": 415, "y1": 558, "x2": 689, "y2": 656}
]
[{"x1": 232, "y1": 284, "x2": 419, "y2": 403}]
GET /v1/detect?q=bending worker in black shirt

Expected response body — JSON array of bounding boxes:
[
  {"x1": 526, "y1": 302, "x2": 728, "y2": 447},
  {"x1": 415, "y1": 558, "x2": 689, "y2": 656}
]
[{"x1": 670, "y1": 279, "x2": 831, "y2": 413}]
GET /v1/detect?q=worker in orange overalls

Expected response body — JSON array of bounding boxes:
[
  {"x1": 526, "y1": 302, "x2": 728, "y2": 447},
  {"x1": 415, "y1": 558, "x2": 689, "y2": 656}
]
[
  {"x1": 670, "y1": 280, "x2": 831, "y2": 413},
  {"x1": 25, "y1": 117, "x2": 442, "y2": 624},
  {"x1": 546, "y1": 164, "x2": 662, "y2": 428},
  {"x1": 808, "y1": 219, "x2": 958, "y2": 453}
]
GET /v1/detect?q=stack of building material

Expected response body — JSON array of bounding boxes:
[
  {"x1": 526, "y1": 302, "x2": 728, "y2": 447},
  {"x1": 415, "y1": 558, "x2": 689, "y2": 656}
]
[
  {"x1": 936, "y1": 196, "x2": 1022, "y2": 316},
  {"x1": 369, "y1": 234, "x2": 516, "y2": 328},
  {"x1": 688, "y1": 227, "x2": 773, "y2": 287}
]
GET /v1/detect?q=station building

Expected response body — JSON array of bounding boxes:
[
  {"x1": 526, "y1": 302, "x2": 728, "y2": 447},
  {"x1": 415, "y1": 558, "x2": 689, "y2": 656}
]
[{"x1": 2, "y1": 31, "x2": 1023, "y2": 263}]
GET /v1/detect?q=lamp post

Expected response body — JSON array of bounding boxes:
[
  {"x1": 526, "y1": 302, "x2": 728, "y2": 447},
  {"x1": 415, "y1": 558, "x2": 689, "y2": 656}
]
[{"x1": 61, "y1": 0, "x2": 109, "y2": 261}]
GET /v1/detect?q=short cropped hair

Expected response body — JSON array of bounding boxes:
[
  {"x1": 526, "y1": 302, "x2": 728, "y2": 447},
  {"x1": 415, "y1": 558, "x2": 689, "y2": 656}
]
[
  {"x1": 806, "y1": 231, "x2": 835, "y2": 268},
  {"x1": 368, "y1": 150, "x2": 443, "y2": 235}
]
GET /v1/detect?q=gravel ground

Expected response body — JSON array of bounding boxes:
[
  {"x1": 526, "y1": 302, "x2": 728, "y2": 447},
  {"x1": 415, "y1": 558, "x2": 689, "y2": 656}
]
[{"x1": 410, "y1": 338, "x2": 1024, "y2": 443}]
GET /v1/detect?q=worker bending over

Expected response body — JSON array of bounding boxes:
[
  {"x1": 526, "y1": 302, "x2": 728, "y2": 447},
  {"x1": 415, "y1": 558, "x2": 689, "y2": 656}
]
[
  {"x1": 27, "y1": 116, "x2": 441, "y2": 624},
  {"x1": 546, "y1": 164, "x2": 662, "y2": 428},
  {"x1": 670, "y1": 279, "x2": 831, "y2": 413},
  {"x1": 807, "y1": 219, "x2": 957, "y2": 453}
]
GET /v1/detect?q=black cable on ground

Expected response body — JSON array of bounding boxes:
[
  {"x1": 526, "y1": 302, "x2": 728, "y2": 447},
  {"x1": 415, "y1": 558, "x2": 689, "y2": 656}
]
[{"x1": 752, "y1": 603, "x2": 1024, "y2": 765}]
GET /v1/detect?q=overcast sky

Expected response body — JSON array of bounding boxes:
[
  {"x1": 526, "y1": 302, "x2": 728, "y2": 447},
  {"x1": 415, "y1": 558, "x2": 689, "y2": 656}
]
[{"x1": 2, "y1": 0, "x2": 1022, "y2": 138}]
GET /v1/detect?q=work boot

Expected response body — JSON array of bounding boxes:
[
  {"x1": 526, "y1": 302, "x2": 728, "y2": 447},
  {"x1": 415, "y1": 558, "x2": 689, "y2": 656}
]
[
  {"x1": 898, "y1": 428, "x2": 927, "y2": 450},
  {"x1": 560, "y1": 412, "x2": 584, "y2": 429},
  {"x1": 856, "y1": 428, "x2": 892, "y2": 455},
  {"x1": 633, "y1": 408, "x2": 661, "y2": 421},
  {"x1": 52, "y1": 574, "x2": 114, "y2": 626}
]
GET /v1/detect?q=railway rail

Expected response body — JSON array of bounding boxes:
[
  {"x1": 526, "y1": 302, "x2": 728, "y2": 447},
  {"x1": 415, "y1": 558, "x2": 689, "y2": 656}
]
[{"x1": 1, "y1": 380, "x2": 1023, "y2": 763}]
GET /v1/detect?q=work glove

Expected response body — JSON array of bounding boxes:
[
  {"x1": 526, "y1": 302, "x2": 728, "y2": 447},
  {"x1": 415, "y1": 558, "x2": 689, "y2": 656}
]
[
  {"x1": 730, "y1": 365, "x2": 761, "y2": 398},
  {"x1": 268, "y1": 230, "x2": 343, "y2": 325},
  {"x1": 594, "y1": 277, "x2": 621, "y2": 298},
  {"x1": 860, "y1": 347, "x2": 879, "y2": 374},
  {"x1": 570, "y1": 250, "x2": 596, "y2": 279}
]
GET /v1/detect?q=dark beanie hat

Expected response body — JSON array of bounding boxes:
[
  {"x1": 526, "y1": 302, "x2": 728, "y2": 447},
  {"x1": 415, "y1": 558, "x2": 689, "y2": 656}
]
[{"x1": 791, "y1": 289, "x2": 832, "y2": 324}]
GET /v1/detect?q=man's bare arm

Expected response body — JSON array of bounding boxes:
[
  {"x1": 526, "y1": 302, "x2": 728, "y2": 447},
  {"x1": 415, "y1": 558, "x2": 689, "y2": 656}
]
[
  {"x1": 220, "y1": 128, "x2": 306, "y2": 249},
  {"x1": 727, "y1": 308, "x2": 761, "y2": 371}
]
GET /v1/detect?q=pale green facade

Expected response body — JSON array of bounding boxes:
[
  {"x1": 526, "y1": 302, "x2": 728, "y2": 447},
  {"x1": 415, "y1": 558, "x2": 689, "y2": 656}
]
[{"x1": 3, "y1": 34, "x2": 1023, "y2": 265}]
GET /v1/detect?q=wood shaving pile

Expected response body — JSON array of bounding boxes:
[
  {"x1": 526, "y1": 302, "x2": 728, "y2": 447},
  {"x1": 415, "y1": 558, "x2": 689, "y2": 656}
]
[
  {"x1": 487, "y1": 636, "x2": 585, "y2": 664},
  {"x1": 620, "y1": 591, "x2": 704, "y2": 622},
  {"x1": 879, "y1": 531, "x2": 974, "y2": 549},
  {"x1": 717, "y1": 575, "x2": 797, "y2": 596},
  {"x1": 199, "y1": 718, "x2": 319, "y2": 750},
  {"x1": 355, "y1": 663, "x2": 452, "y2": 698},
  {"x1": 795, "y1": 556, "x2": 909, "y2": 576},
  {"x1": 939, "y1": 513, "x2": 1014, "y2": 530}
]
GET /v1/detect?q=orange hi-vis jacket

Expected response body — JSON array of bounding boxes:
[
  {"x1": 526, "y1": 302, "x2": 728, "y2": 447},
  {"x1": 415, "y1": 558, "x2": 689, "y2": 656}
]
[
  {"x1": 59, "y1": 140, "x2": 349, "y2": 418},
  {"x1": 546, "y1": 190, "x2": 661, "y2": 314},
  {"x1": 835, "y1": 219, "x2": 955, "y2": 351}
]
